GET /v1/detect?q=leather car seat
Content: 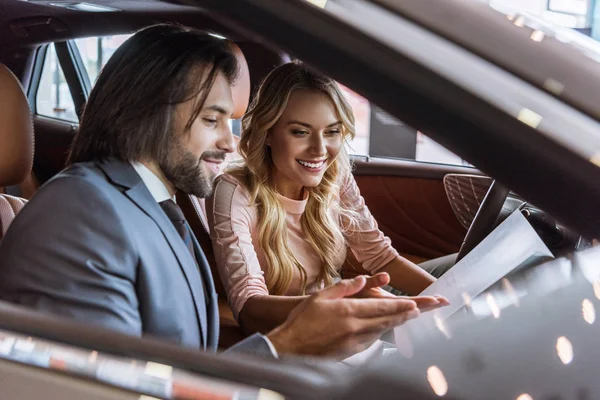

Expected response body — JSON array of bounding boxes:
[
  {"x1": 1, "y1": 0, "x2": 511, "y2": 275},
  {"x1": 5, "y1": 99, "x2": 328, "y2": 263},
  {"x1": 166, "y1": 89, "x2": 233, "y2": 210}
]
[{"x1": 0, "y1": 64, "x2": 34, "y2": 240}]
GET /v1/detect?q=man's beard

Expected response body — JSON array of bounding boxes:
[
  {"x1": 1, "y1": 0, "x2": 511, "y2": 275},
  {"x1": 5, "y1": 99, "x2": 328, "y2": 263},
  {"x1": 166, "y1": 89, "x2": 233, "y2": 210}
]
[{"x1": 160, "y1": 138, "x2": 224, "y2": 198}]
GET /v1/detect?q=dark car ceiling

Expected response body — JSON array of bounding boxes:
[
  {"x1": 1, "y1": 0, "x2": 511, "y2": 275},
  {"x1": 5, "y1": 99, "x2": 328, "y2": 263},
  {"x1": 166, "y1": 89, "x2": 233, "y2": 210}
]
[
  {"x1": 0, "y1": 0, "x2": 281, "y2": 87},
  {"x1": 0, "y1": 0, "x2": 243, "y2": 48}
]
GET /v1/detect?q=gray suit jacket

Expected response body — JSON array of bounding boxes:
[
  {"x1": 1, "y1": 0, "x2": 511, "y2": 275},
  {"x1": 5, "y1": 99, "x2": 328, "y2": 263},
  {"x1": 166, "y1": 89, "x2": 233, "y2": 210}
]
[{"x1": 0, "y1": 159, "x2": 274, "y2": 356}]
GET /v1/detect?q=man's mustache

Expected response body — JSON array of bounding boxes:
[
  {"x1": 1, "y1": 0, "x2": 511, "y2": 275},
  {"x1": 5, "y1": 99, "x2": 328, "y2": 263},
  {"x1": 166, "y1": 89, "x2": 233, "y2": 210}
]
[{"x1": 200, "y1": 151, "x2": 227, "y2": 162}]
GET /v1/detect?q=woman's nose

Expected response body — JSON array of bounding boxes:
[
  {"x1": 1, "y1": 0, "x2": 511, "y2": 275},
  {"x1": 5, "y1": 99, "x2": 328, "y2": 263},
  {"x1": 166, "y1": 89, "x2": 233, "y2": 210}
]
[{"x1": 309, "y1": 133, "x2": 327, "y2": 156}]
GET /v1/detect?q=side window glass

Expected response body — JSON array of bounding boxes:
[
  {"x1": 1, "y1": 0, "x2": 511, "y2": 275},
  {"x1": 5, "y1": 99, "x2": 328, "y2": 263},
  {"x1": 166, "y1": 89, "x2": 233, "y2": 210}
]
[
  {"x1": 36, "y1": 44, "x2": 78, "y2": 123},
  {"x1": 74, "y1": 34, "x2": 132, "y2": 85},
  {"x1": 340, "y1": 83, "x2": 470, "y2": 166}
]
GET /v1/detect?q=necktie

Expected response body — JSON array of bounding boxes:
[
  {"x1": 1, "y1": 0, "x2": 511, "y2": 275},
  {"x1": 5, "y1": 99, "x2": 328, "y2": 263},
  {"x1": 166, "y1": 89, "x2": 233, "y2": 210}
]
[
  {"x1": 159, "y1": 199, "x2": 208, "y2": 348},
  {"x1": 159, "y1": 199, "x2": 196, "y2": 262}
]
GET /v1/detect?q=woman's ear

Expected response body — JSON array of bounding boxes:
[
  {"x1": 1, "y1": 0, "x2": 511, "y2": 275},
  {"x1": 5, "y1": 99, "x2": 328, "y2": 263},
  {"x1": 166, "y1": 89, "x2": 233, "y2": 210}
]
[{"x1": 266, "y1": 131, "x2": 271, "y2": 147}]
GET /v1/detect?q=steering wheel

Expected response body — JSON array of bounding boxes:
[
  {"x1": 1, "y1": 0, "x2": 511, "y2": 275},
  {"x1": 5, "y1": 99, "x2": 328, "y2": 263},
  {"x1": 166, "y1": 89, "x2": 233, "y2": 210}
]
[{"x1": 455, "y1": 180, "x2": 510, "y2": 263}]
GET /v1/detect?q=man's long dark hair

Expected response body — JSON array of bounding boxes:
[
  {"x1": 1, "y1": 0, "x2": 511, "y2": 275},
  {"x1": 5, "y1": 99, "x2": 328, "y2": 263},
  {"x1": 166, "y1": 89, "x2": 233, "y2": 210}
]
[{"x1": 68, "y1": 24, "x2": 238, "y2": 165}]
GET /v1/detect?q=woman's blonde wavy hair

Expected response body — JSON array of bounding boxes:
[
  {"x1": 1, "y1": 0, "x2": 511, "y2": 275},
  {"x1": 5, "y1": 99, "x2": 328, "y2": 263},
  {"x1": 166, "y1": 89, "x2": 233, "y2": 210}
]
[{"x1": 228, "y1": 62, "x2": 358, "y2": 295}]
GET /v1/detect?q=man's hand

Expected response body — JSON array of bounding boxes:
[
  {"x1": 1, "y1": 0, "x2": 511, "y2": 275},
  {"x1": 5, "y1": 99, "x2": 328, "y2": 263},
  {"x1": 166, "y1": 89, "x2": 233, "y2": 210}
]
[
  {"x1": 266, "y1": 276, "x2": 420, "y2": 359},
  {"x1": 355, "y1": 272, "x2": 450, "y2": 312}
]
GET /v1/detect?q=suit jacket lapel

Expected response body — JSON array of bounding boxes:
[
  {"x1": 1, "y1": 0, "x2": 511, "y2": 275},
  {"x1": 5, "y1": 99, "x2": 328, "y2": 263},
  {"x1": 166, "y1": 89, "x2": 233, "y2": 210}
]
[{"x1": 97, "y1": 159, "x2": 208, "y2": 349}]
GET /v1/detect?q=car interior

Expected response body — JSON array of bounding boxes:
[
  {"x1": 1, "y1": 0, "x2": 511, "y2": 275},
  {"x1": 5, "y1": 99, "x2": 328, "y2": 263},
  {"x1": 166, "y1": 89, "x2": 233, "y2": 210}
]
[
  {"x1": 1, "y1": 0, "x2": 599, "y2": 398},
  {"x1": 0, "y1": 0, "x2": 481, "y2": 347}
]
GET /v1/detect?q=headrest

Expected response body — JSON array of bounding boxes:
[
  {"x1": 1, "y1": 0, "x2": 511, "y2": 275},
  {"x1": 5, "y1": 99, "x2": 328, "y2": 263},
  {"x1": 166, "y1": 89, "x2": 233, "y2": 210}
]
[
  {"x1": 228, "y1": 42, "x2": 251, "y2": 119},
  {"x1": 235, "y1": 42, "x2": 288, "y2": 98},
  {"x1": 0, "y1": 65, "x2": 34, "y2": 187}
]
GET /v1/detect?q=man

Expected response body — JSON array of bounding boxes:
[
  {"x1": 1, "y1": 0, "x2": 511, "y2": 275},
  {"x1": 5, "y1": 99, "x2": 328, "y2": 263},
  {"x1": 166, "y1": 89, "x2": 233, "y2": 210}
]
[{"x1": 0, "y1": 25, "x2": 432, "y2": 358}]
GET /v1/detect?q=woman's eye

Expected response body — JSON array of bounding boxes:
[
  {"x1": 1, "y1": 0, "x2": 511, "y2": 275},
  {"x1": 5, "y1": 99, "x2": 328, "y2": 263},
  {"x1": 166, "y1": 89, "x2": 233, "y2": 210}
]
[
  {"x1": 292, "y1": 130, "x2": 308, "y2": 136},
  {"x1": 203, "y1": 118, "x2": 218, "y2": 126},
  {"x1": 326, "y1": 129, "x2": 341, "y2": 136}
]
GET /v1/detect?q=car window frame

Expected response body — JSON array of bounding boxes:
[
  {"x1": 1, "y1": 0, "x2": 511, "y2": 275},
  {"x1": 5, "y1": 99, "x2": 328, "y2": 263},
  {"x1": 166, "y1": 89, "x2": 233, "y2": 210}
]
[
  {"x1": 54, "y1": 40, "x2": 89, "y2": 121},
  {"x1": 29, "y1": 42, "x2": 85, "y2": 124}
]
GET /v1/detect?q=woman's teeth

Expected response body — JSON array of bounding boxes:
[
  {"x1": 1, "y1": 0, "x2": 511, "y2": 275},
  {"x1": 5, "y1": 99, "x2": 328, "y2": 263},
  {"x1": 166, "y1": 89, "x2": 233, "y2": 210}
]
[{"x1": 297, "y1": 160, "x2": 325, "y2": 169}]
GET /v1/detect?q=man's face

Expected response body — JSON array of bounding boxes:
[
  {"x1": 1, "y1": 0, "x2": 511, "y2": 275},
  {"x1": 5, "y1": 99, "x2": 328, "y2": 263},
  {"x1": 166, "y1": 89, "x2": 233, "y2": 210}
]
[{"x1": 161, "y1": 72, "x2": 235, "y2": 198}]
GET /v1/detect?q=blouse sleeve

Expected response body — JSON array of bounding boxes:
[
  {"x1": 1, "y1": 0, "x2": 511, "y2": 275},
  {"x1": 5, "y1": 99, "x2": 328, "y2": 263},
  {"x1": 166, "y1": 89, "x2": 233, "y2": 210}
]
[
  {"x1": 340, "y1": 173, "x2": 400, "y2": 273},
  {"x1": 205, "y1": 175, "x2": 269, "y2": 321}
]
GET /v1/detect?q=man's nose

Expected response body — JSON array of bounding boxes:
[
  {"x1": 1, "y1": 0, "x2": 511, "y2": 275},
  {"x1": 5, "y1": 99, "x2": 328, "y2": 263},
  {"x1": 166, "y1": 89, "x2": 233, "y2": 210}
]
[{"x1": 217, "y1": 122, "x2": 235, "y2": 154}]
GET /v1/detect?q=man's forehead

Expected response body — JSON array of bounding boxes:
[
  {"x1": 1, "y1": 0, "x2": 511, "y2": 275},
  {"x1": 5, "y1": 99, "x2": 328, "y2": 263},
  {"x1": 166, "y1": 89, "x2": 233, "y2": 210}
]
[{"x1": 203, "y1": 73, "x2": 234, "y2": 115}]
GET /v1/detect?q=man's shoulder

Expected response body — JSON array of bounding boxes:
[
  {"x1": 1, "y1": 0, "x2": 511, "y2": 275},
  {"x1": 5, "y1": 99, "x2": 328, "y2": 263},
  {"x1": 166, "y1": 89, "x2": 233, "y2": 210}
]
[
  {"x1": 44, "y1": 161, "x2": 125, "y2": 194},
  {"x1": 30, "y1": 161, "x2": 127, "y2": 212},
  {"x1": 45, "y1": 161, "x2": 102, "y2": 186}
]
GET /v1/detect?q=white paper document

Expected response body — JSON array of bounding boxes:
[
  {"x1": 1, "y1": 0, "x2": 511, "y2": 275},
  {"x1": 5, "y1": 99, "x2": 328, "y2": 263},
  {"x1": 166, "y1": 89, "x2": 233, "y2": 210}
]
[{"x1": 394, "y1": 210, "x2": 554, "y2": 347}]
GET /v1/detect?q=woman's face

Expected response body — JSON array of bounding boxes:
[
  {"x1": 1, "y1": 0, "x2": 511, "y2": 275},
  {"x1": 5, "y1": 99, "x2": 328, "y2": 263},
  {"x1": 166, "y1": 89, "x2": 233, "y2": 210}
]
[{"x1": 267, "y1": 89, "x2": 344, "y2": 200}]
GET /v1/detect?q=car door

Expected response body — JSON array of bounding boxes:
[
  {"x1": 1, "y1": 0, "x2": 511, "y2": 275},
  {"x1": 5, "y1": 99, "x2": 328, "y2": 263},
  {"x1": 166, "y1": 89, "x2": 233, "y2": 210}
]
[{"x1": 27, "y1": 42, "x2": 84, "y2": 189}]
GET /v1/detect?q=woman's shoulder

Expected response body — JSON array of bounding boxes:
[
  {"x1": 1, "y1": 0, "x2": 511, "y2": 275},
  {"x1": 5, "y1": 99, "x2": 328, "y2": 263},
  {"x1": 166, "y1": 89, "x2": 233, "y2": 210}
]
[
  {"x1": 214, "y1": 172, "x2": 252, "y2": 203},
  {"x1": 337, "y1": 169, "x2": 358, "y2": 195},
  {"x1": 215, "y1": 172, "x2": 241, "y2": 187}
]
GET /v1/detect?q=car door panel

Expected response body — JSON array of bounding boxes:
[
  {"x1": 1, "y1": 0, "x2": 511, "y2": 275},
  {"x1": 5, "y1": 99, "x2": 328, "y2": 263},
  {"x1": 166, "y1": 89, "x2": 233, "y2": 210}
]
[
  {"x1": 33, "y1": 116, "x2": 77, "y2": 185},
  {"x1": 352, "y1": 158, "x2": 480, "y2": 262}
]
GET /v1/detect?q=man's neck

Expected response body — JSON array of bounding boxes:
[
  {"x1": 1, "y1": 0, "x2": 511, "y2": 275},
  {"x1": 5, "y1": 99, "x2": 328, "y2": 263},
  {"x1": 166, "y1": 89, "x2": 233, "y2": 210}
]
[{"x1": 139, "y1": 160, "x2": 176, "y2": 197}]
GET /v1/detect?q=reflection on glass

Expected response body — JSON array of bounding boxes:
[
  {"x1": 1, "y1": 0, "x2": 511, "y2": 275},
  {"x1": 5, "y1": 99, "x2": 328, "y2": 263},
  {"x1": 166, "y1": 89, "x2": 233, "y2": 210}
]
[
  {"x1": 257, "y1": 389, "x2": 286, "y2": 400},
  {"x1": 582, "y1": 299, "x2": 595, "y2": 324},
  {"x1": 434, "y1": 315, "x2": 452, "y2": 339},
  {"x1": 427, "y1": 366, "x2": 448, "y2": 396},
  {"x1": 144, "y1": 361, "x2": 173, "y2": 379},
  {"x1": 542, "y1": 78, "x2": 565, "y2": 95},
  {"x1": 593, "y1": 280, "x2": 600, "y2": 299},
  {"x1": 516, "y1": 394, "x2": 533, "y2": 400},
  {"x1": 208, "y1": 33, "x2": 227, "y2": 40},
  {"x1": 461, "y1": 292, "x2": 472, "y2": 308},
  {"x1": 530, "y1": 30, "x2": 545, "y2": 42},
  {"x1": 501, "y1": 278, "x2": 520, "y2": 307},
  {"x1": 514, "y1": 15, "x2": 526, "y2": 27},
  {"x1": 556, "y1": 336, "x2": 574, "y2": 364},
  {"x1": 305, "y1": 0, "x2": 327, "y2": 8},
  {"x1": 517, "y1": 108, "x2": 543, "y2": 129},
  {"x1": 486, "y1": 293, "x2": 501, "y2": 319}
]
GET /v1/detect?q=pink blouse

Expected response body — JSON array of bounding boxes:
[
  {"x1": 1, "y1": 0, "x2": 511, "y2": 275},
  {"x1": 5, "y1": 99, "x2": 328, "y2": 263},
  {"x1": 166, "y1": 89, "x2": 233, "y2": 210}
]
[{"x1": 206, "y1": 173, "x2": 399, "y2": 320}]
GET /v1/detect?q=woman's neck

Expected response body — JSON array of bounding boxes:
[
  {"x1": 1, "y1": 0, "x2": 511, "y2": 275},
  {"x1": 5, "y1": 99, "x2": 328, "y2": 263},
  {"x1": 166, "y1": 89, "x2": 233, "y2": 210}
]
[
  {"x1": 277, "y1": 186, "x2": 304, "y2": 201},
  {"x1": 272, "y1": 173, "x2": 304, "y2": 200}
]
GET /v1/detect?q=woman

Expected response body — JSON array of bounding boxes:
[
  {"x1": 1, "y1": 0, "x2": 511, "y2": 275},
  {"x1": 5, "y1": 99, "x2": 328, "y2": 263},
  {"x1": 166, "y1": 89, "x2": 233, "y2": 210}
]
[{"x1": 207, "y1": 62, "x2": 447, "y2": 334}]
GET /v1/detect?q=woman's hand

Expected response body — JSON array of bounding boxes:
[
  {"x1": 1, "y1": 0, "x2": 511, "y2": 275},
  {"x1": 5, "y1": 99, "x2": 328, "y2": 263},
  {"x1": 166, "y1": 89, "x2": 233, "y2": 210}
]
[{"x1": 355, "y1": 272, "x2": 450, "y2": 313}]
